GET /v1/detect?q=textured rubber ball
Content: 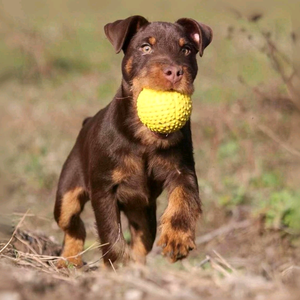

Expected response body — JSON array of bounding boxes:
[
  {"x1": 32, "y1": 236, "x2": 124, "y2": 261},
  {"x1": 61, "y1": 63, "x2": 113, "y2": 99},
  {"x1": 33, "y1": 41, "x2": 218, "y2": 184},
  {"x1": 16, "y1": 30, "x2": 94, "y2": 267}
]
[{"x1": 136, "y1": 89, "x2": 192, "y2": 134}]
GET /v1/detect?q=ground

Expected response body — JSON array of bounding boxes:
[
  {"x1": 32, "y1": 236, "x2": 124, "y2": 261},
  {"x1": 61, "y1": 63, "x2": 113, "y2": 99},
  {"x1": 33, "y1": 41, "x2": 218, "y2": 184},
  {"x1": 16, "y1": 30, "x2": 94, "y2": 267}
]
[{"x1": 1, "y1": 214, "x2": 300, "y2": 300}]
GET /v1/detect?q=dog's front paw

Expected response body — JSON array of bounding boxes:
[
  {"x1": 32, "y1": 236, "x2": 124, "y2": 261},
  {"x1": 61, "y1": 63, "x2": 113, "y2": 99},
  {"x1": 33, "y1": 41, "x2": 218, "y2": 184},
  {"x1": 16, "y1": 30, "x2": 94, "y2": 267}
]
[{"x1": 157, "y1": 225, "x2": 196, "y2": 262}]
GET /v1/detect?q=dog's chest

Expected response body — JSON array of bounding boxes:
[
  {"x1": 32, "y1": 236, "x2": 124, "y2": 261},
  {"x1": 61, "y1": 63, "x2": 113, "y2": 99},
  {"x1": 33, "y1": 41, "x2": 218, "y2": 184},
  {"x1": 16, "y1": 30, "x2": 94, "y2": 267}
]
[
  {"x1": 113, "y1": 153, "x2": 179, "y2": 204},
  {"x1": 147, "y1": 153, "x2": 180, "y2": 182}
]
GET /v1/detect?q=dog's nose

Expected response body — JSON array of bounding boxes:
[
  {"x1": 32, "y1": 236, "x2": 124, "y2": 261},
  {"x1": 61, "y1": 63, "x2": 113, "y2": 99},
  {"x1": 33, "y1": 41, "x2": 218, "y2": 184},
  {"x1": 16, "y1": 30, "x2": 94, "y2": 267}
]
[{"x1": 163, "y1": 66, "x2": 183, "y2": 84}]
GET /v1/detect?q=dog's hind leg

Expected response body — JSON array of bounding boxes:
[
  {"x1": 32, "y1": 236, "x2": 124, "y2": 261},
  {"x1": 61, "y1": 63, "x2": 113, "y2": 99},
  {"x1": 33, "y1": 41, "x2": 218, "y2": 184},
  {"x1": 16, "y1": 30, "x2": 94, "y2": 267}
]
[
  {"x1": 54, "y1": 186, "x2": 89, "y2": 268},
  {"x1": 54, "y1": 159, "x2": 89, "y2": 268}
]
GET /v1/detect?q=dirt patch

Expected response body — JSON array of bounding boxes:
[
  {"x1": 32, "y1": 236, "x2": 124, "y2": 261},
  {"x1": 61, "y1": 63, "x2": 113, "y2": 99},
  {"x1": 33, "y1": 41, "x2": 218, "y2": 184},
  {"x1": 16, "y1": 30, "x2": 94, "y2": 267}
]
[{"x1": 1, "y1": 217, "x2": 299, "y2": 300}]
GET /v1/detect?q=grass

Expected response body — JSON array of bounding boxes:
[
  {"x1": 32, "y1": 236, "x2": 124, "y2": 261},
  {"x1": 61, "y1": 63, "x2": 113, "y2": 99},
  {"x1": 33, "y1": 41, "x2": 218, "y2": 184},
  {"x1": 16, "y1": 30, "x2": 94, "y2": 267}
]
[{"x1": 1, "y1": 0, "x2": 299, "y2": 230}]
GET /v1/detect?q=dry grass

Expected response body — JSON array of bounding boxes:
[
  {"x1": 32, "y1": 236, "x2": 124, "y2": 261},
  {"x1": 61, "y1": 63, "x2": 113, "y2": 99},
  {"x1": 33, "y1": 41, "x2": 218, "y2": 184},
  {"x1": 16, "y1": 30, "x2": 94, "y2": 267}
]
[{"x1": 1, "y1": 215, "x2": 300, "y2": 300}]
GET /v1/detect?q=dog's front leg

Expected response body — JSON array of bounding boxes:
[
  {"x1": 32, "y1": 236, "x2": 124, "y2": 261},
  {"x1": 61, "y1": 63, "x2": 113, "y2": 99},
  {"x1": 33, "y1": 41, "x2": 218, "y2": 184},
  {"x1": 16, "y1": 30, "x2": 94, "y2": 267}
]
[
  {"x1": 157, "y1": 171, "x2": 201, "y2": 262},
  {"x1": 91, "y1": 189, "x2": 128, "y2": 266}
]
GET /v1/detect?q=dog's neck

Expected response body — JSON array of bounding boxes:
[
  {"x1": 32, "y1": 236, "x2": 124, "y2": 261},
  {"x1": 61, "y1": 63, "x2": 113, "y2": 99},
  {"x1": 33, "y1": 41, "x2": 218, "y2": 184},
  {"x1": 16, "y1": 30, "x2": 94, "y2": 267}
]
[{"x1": 120, "y1": 79, "x2": 133, "y2": 99}]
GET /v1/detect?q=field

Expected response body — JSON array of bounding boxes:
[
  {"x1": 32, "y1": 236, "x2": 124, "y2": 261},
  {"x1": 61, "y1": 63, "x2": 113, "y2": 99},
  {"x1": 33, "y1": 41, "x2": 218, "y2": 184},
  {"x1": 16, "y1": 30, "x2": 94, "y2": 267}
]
[{"x1": 1, "y1": 0, "x2": 300, "y2": 299}]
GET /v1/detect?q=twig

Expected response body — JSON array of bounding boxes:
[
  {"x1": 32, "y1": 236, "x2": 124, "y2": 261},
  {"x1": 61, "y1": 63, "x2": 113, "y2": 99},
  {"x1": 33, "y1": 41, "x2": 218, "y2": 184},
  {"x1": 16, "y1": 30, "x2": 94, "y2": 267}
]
[
  {"x1": 196, "y1": 255, "x2": 211, "y2": 267},
  {"x1": 281, "y1": 265, "x2": 300, "y2": 277},
  {"x1": 195, "y1": 220, "x2": 251, "y2": 245},
  {"x1": 257, "y1": 124, "x2": 300, "y2": 158},
  {"x1": 15, "y1": 236, "x2": 39, "y2": 255},
  {"x1": 213, "y1": 250, "x2": 236, "y2": 274},
  {"x1": 209, "y1": 257, "x2": 231, "y2": 277},
  {"x1": 0, "y1": 212, "x2": 52, "y2": 221},
  {"x1": 2, "y1": 254, "x2": 72, "y2": 281},
  {"x1": 14, "y1": 236, "x2": 50, "y2": 269},
  {"x1": 61, "y1": 241, "x2": 108, "y2": 261},
  {"x1": 0, "y1": 209, "x2": 29, "y2": 254},
  {"x1": 237, "y1": 16, "x2": 300, "y2": 112},
  {"x1": 88, "y1": 223, "x2": 122, "y2": 266},
  {"x1": 11, "y1": 241, "x2": 108, "y2": 262},
  {"x1": 109, "y1": 259, "x2": 116, "y2": 273}
]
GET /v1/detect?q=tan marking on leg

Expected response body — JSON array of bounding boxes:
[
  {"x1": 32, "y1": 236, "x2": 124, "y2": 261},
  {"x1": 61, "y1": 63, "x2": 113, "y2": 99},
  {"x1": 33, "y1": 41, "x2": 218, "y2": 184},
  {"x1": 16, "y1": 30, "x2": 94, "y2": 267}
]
[
  {"x1": 148, "y1": 37, "x2": 156, "y2": 45},
  {"x1": 58, "y1": 187, "x2": 83, "y2": 229},
  {"x1": 56, "y1": 233, "x2": 84, "y2": 268},
  {"x1": 130, "y1": 229, "x2": 148, "y2": 264},
  {"x1": 158, "y1": 186, "x2": 197, "y2": 262},
  {"x1": 161, "y1": 186, "x2": 189, "y2": 222}
]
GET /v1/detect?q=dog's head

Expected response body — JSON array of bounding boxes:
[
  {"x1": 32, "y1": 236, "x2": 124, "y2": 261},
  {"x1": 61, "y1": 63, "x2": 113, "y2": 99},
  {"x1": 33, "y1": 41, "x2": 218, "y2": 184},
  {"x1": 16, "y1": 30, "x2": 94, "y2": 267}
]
[
  {"x1": 104, "y1": 16, "x2": 213, "y2": 99},
  {"x1": 104, "y1": 16, "x2": 212, "y2": 148}
]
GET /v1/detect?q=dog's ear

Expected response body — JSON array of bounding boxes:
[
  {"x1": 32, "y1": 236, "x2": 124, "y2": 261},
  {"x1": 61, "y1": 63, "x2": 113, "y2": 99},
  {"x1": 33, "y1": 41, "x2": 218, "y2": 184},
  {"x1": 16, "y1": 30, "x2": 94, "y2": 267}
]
[
  {"x1": 176, "y1": 18, "x2": 213, "y2": 57},
  {"x1": 104, "y1": 15, "x2": 149, "y2": 54}
]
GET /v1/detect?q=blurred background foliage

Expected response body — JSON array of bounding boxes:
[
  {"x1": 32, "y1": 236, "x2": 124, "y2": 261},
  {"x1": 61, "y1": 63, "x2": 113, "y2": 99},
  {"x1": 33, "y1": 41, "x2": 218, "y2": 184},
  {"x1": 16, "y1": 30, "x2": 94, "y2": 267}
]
[{"x1": 0, "y1": 0, "x2": 299, "y2": 239}]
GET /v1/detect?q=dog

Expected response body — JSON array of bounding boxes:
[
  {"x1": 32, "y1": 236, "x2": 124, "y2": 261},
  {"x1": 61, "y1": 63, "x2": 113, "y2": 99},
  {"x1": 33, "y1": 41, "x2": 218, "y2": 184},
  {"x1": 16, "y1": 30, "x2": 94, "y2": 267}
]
[{"x1": 54, "y1": 15, "x2": 213, "y2": 268}]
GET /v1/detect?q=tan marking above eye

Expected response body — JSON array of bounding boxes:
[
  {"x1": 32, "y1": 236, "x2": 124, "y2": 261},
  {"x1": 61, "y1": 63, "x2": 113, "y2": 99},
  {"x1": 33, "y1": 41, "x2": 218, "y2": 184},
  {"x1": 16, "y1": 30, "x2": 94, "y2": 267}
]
[
  {"x1": 179, "y1": 38, "x2": 186, "y2": 47},
  {"x1": 149, "y1": 37, "x2": 156, "y2": 45}
]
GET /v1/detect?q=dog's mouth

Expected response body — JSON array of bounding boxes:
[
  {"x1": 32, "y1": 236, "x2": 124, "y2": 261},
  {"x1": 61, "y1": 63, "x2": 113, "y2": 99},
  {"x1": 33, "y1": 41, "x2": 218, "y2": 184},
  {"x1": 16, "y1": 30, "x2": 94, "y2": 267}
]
[
  {"x1": 135, "y1": 88, "x2": 191, "y2": 139},
  {"x1": 138, "y1": 85, "x2": 193, "y2": 97},
  {"x1": 151, "y1": 131, "x2": 173, "y2": 139},
  {"x1": 131, "y1": 64, "x2": 194, "y2": 98}
]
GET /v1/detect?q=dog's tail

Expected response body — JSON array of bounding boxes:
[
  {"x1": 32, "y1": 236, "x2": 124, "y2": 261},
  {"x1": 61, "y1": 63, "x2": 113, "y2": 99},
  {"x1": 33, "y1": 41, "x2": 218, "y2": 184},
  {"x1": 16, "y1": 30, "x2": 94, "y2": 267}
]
[{"x1": 82, "y1": 117, "x2": 92, "y2": 127}]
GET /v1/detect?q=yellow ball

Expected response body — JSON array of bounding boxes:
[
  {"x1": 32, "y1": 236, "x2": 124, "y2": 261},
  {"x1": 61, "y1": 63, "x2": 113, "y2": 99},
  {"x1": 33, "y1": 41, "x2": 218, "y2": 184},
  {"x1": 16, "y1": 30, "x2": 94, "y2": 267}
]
[{"x1": 136, "y1": 89, "x2": 192, "y2": 134}]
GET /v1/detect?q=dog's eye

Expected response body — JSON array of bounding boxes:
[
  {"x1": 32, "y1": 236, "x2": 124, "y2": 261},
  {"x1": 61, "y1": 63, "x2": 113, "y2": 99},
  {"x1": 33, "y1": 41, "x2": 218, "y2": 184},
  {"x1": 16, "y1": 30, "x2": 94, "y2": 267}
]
[
  {"x1": 141, "y1": 44, "x2": 152, "y2": 54},
  {"x1": 181, "y1": 46, "x2": 191, "y2": 56}
]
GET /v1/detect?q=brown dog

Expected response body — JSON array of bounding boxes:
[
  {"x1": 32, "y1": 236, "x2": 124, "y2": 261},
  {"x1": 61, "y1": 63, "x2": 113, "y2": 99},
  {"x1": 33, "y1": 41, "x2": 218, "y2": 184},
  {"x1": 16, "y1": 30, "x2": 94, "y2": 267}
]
[{"x1": 54, "y1": 15, "x2": 213, "y2": 267}]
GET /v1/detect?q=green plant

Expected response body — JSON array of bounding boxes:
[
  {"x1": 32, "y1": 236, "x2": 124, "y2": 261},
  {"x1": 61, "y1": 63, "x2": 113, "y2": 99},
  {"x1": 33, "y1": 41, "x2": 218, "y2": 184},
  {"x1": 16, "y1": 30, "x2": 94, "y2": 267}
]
[
  {"x1": 258, "y1": 189, "x2": 300, "y2": 232},
  {"x1": 219, "y1": 185, "x2": 248, "y2": 207},
  {"x1": 250, "y1": 172, "x2": 283, "y2": 188},
  {"x1": 218, "y1": 140, "x2": 240, "y2": 160}
]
